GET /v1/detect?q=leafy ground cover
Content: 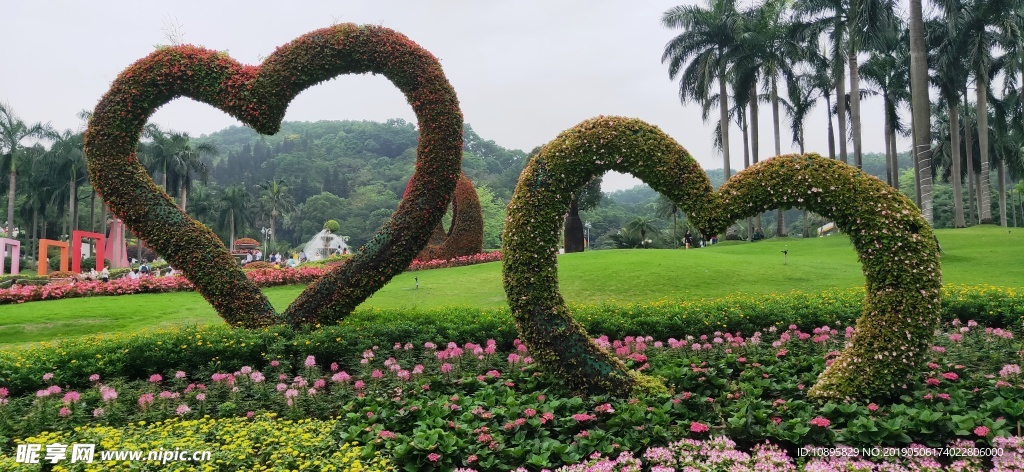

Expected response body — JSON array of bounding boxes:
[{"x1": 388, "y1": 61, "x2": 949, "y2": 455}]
[
  {"x1": 1, "y1": 226, "x2": 1021, "y2": 347},
  {"x1": 1, "y1": 318, "x2": 1021, "y2": 471}
]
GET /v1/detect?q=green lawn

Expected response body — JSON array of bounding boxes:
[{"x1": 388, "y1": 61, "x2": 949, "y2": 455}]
[{"x1": 1, "y1": 225, "x2": 1020, "y2": 347}]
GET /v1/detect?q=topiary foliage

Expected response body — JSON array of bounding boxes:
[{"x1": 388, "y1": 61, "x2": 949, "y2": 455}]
[
  {"x1": 700, "y1": 154, "x2": 941, "y2": 401},
  {"x1": 503, "y1": 116, "x2": 714, "y2": 396},
  {"x1": 416, "y1": 173, "x2": 484, "y2": 262},
  {"x1": 503, "y1": 117, "x2": 940, "y2": 402},
  {"x1": 84, "y1": 24, "x2": 463, "y2": 329}
]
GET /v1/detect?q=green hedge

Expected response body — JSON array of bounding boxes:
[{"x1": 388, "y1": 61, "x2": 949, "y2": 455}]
[{"x1": 0, "y1": 285, "x2": 1019, "y2": 398}]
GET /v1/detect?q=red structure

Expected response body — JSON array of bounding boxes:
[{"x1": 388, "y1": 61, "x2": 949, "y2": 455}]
[{"x1": 71, "y1": 230, "x2": 106, "y2": 273}]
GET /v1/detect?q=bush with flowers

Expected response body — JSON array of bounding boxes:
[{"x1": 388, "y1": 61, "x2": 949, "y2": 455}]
[
  {"x1": 0, "y1": 316, "x2": 1021, "y2": 471},
  {"x1": 415, "y1": 173, "x2": 484, "y2": 263},
  {"x1": 503, "y1": 117, "x2": 938, "y2": 401},
  {"x1": 84, "y1": 23, "x2": 463, "y2": 329}
]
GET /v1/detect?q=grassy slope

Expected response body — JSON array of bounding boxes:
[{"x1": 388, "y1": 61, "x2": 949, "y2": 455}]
[{"x1": 1, "y1": 226, "x2": 1020, "y2": 347}]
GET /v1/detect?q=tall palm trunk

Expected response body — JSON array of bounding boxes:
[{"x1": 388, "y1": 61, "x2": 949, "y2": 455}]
[
  {"x1": 950, "y1": 101, "x2": 965, "y2": 227},
  {"x1": 180, "y1": 185, "x2": 188, "y2": 212},
  {"x1": 68, "y1": 171, "x2": 77, "y2": 233},
  {"x1": 962, "y1": 90, "x2": 978, "y2": 223},
  {"x1": 909, "y1": 0, "x2": 932, "y2": 226},
  {"x1": 6, "y1": 170, "x2": 15, "y2": 235},
  {"x1": 89, "y1": 190, "x2": 96, "y2": 232},
  {"x1": 888, "y1": 119, "x2": 899, "y2": 190},
  {"x1": 910, "y1": 110, "x2": 923, "y2": 206},
  {"x1": 750, "y1": 82, "x2": 762, "y2": 235},
  {"x1": 883, "y1": 98, "x2": 893, "y2": 186},
  {"x1": 825, "y1": 95, "x2": 836, "y2": 159},
  {"x1": 848, "y1": 51, "x2": 864, "y2": 169},
  {"x1": 771, "y1": 79, "x2": 785, "y2": 237},
  {"x1": 31, "y1": 208, "x2": 37, "y2": 256},
  {"x1": 997, "y1": 162, "x2": 1007, "y2": 226},
  {"x1": 719, "y1": 59, "x2": 732, "y2": 179},
  {"x1": 967, "y1": 166, "x2": 976, "y2": 224},
  {"x1": 741, "y1": 108, "x2": 752, "y2": 241},
  {"x1": 229, "y1": 211, "x2": 236, "y2": 251},
  {"x1": 836, "y1": 61, "x2": 849, "y2": 163},
  {"x1": 976, "y1": 80, "x2": 992, "y2": 223},
  {"x1": 271, "y1": 209, "x2": 279, "y2": 249}
]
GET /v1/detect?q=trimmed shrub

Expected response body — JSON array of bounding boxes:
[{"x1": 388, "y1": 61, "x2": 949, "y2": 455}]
[{"x1": 415, "y1": 173, "x2": 484, "y2": 262}]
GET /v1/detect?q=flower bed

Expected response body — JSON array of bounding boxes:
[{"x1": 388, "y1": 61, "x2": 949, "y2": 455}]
[
  {"x1": 0, "y1": 252, "x2": 501, "y2": 305},
  {"x1": 0, "y1": 318, "x2": 1021, "y2": 470},
  {"x1": 1, "y1": 285, "x2": 1021, "y2": 397}
]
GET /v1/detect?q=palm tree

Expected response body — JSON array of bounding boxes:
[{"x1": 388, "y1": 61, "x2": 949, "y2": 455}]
[
  {"x1": 861, "y1": 22, "x2": 910, "y2": 189},
  {"x1": 0, "y1": 103, "x2": 51, "y2": 236},
  {"x1": 171, "y1": 137, "x2": 215, "y2": 213},
  {"x1": 929, "y1": 13, "x2": 971, "y2": 227},
  {"x1": 217, "y1": 185, "x2": 253, "y2": 251},
  {"x1": 793, "y1": 0, "x2": 850, "y2": 164},
  {"x1": 949, "y1": 0, "x2": 1020, "y2": 224},
  {"x1": 625, "y1": 216, "x2": 660, "y2": 249},
  {"x1": 41, "y1": 130, "x2": 87, "y2": 234},
  {"x1": 908, "y1": 0, "x2": 933, "y2": 225},
  {"x1": 663, "y1": 0, "x2": 742, "y2": 179},
  {"x1": 655, "y1": 194, "x2": 682, "y2": 248},
  {"x1": 258, "y1": 179, "x2": 296, "y2": 250},
  {"x1": 795, "y1": 0, "x2": 896, "y2": 169}
]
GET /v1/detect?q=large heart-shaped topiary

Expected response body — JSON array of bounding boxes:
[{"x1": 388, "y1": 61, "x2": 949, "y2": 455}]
[
  {"x1": 84, "y1": 24, "x2": 463, "y2": 328},
  {"x1": 502, "y1": 116, "x2": 940, "y2": 401}
]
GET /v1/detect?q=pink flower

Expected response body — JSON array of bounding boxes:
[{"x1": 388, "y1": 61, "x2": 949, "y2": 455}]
[
  {"x1": 354, "y1": 380, "x2": 365, "y2": 390},
  {"x1": 149, "y1": 374, "x2": 163, "y2": 383},
  {"x1": 304, "y1": 355, "x2": 316, "y2": 368},
  {"x1": 524, "y1": 408, "x2": 537, "y2": 417},
  {"x1": 332, "y1": 371, "x2": 351, "y2": 383},
  {"x1": 313, "y1": 379, "x2": 326, "y2": 389},
  {"x1": 42, "y1": 372, "x2": 54, "y2": 382},
  {"x1": 943, "y1": 372, "x2": 959, "y2": 381},
  {"x1": 809, "y1": 417, "x2": 831, "y2": 428},
  {"x1": 427, "y1": 453, "x2": 441, "y2": 463},
  {"x1": 88, "y1": 374, "x2": 100, "y2": 382},
  {"x1": 175, "y1": 371, "x2": 187, "y2": 379},
  {"x1": 62, "y1": 391, "x2": 81, "y2": 404},
  {"x1": 867, "y1": 403, "x2": 879, "y2": 412},
  {"x1": 571, "y1": 413, "x2": 596, "y2": 422},
  {"x1": 270, "y1": 360, "x2": 280, "y2": 367},
  {"x1": 330, "y1": 363, "x2": 339, "y2": 371},
  {"x1": 93, "y1": 408, "x2": 104, "y2": 417},
  {"x1": 689, "y1": 421, "x2": 709, "y2": 433},
  {"x1": 175, "y1": 404, "x2": 191, "y2": 416},
  {"x1": 379, "y1": 430, "x2": 397, "y2": 439},
  {"x1": 441, "y1": 363, "x2": 453, "y2": 374},
  {"x1": 371, "y1": 369, "x2": 383, "y2": 379},
  {"x1": 948, "y1": 333, "x2": 963, "y2": 342},
  {"x1": 196, "y1": 393, "x2": 206, "y2": 402},
  {"x1": 100, "y1": 387, "x2": 118, "y2": 402},
  {"x1": 595, "y1": 403, "x2": 615, "y2": 414},
  {"x1": 926, "y1": 378, "x2": 941, "y2": 386},
  {"x1": 138, "y1": 393, "x2": 154, "y2": 408},
  {"x1": 974, "y1": 426, "x2": 990, "y2": 437},
  {"x1": 59, "y1": 407, "x2": 71, "y2": 417},
  {"x1": 285, "y1": 389, "x2": 298, "y2": 399}
]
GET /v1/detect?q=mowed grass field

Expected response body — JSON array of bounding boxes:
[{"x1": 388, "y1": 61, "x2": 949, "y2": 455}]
[{"x1": 1, "y1": 225, "x2": 1020, "y2": 347}]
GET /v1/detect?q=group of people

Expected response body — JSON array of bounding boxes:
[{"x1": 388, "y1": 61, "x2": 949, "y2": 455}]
[
  {"x1": 239, "y1": 249, "x2": 301, "y2": 268},
  {"x1": 79, "y1": 261, "x2": 178, "y2": 282},
  {"x1": 682, "y1": 230, "x2": 718, "y2": 249}
]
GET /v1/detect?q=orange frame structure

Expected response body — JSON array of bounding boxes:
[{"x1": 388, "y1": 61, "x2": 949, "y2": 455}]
[
  {"x1": 38, "y1": 239, "x2": 69, "y2": 276},
  {"x1": 0, "y1": 238, "x2": 19, "y2": 275},
  {"x1": 71, "y1": 230, "x2": 106, "y2": 273}
]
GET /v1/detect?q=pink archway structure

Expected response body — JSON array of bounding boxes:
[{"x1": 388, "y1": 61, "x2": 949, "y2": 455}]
[
  {"x1": 106, "y1": 219, "x2": 129, "y2": 269},
  {"x1": 38, "y1": 239, "x2": 69, "y2": 276},
  {"x1": 71, "y1": 230, "x2": 106, "y2": 273},
  {"x1": 0, "y1": 238, "x2": 19, "y2": 275}
]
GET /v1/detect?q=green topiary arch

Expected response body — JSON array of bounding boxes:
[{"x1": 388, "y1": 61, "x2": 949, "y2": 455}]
[
  {"x1": 502, "y1": 116, "x2": 940, "y2": 401},
  {"x1": 84, "y1": 24, "x2": 463, "y2": 328},
  {"x1": 416, "y1": 173, "x2": 484, "y2": 262}
]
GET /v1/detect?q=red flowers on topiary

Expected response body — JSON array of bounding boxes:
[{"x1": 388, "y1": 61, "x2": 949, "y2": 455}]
[{"x1": 415, "y1": 173, "x2": 484, "y2": 263}]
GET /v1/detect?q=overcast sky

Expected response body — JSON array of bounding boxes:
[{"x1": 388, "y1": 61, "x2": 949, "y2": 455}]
[{"x1": 1, "y1": 0, "x2": 903, "y2": 191}]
